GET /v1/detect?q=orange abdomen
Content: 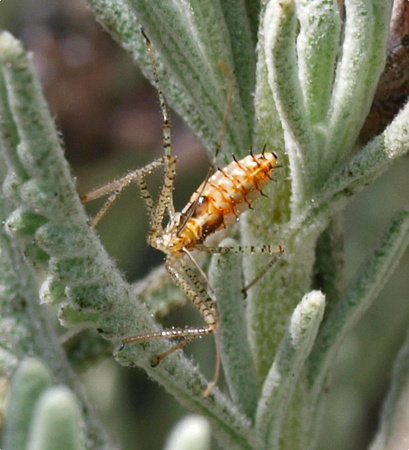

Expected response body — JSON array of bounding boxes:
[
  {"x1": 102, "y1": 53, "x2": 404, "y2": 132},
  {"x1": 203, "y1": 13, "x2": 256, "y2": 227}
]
[{"x1": 178, "y1": 152, "x2": 278, "y2": 249}]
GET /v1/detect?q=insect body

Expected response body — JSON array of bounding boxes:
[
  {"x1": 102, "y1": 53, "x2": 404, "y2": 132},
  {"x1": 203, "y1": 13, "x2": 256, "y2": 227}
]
[
  {"x1": 160, "y1": 151, "x2": 278, "y2": 254},
  {"x1": 118, "y1": 150, "x2": 281, "y2": 398},
  {"x1": 82, "y1": 30, "x2": 282, "y2": 396}
]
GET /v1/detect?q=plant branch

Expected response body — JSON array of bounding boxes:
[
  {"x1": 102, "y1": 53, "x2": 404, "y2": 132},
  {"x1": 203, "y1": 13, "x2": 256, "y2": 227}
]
[
  {"x1": 255, "y1": 291, "x2": 325, "y2": 449},
  {"x1": 208, "y1": 238, "x2": 259, "y2": 420},
  {"x1": 370, "y1": 326, "x2": 409, "y2": 450},
  {"x1": 306, "y1": 209, "x2": 409, "y2": 445},
  {"x1": 264, "y1": 0, "x2": 317, "y2": 210},
  {"x1": 291, "y1": 96, "x2": 409, "y2": 236}
]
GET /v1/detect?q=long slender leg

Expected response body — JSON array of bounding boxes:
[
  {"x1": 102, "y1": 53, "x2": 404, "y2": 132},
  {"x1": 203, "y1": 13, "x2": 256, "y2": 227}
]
[
  {"x1": 184, "y1": 243, "x2": 283, "y2": 296},
  {"x1": 81, "y1": 29, "x2": 179, "y2": 232},
  {"x1": 174, "y1": 258, "x2": 218, "y2": 325},
  {"x1": 80, "y1": 159, "x2": 165, "y2": 204},
  {"x1": 121, "y1": 323, "x2": 215, "y2": 348},
  {"x1": 132, "y1": 160, "x2": 175, "y2": 237},
  {"x1": 196, "y1": 243, "x2": 284, "y2": 255},
  {"x1": 167, "y1": 258, "x2": 221, "y2": 397},
  {"x1": 149, "y1": 155, "x2": 177, "y2": 237},
  {"x1": 196, "y1": 243, "x2": 284, "y2": 293},
  {"x1": 142, "y1": 30, "x2": 176, "y2": 222},
  {"x1": 242, "y1": 254, "x2": 284, "y2": 293},
  {"x1": 121, "y1": 259, "x2": 218, "y2": 347},
  {"x1": 121, "y1": 263, "x2": 217, "y2": 363},
  {"x1": 80, "y1": 159, "x2": 165, "y2": 227},
  {"x1": 146, "y1": 332, "x2": 220, "y2": 399},
  {"x1": 121, "y1": 256, "x2": 220, "y2": 395},
  {"x1": 90, "y1": 191, "x2": 122, "y2": 228},
  {"x1": 182, "y1": 247, "x2": 212, "y2": 290},
  {"x1": 142, "y1": 30, "x2": 171, "y2": 158},
  {"x1": 174, "y1": 62, "x2": 234, "y2": 236},
  {"x1": 81, "y1": 29, "x2": 177, "y2": 230}
]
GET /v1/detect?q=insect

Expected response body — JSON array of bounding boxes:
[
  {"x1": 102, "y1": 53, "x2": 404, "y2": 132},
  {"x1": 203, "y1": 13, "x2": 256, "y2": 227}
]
[{"x1": 81, "y1": 30, "x2": 283, "y2": 396}]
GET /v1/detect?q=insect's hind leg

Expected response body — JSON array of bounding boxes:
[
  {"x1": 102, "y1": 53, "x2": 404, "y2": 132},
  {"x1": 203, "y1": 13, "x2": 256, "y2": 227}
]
[
  {"x1": 124, "y1": 254, "x2": 220, "y2": 345},
  {"x1": 121, "y1": 326, "x2": 215, "y2": 354},
  {"x1": 168, "y1": 259, "x2": 221, "y2": 396},
  {"x1": 121, "y1": 321, "x2": 217, "y2": 395},
  {"x1": 121, "y1": 258, "x2": 220, "y2": 395},
  {"x1": 149, "y1": 335, "x2": 196, "y2": 367}
]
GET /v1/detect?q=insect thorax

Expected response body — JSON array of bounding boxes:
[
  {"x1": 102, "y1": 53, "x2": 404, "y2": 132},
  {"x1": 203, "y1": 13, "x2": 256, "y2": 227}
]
[{"x1": 150, "y1": 212, "x2": 196, "y2": 256}]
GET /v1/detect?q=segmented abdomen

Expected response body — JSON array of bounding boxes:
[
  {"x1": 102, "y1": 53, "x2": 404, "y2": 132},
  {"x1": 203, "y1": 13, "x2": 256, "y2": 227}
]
[{"x1": 177, "y1": 151, "x2": 278, "y2": 250}]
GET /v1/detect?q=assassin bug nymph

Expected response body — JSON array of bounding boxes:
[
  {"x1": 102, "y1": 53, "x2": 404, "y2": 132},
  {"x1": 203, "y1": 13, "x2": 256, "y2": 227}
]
[{"x1": 81, "y1": 30, "x2": 283, "y2": 396}]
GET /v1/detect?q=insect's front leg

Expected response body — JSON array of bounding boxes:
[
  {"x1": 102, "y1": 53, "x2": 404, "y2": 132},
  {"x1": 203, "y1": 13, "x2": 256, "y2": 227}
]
[
  {"x1": 80, "y1": 158, "x2": 166, "y2": 227},
  {"x1": 150, "y1": 154, "x2": 177, "y2": 232}
]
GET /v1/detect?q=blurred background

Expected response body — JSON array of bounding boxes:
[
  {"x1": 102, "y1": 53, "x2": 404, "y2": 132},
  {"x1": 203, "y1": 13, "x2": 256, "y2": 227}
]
[{"x1": 1, "y1": 1, "x2": 409, "y2": 449}]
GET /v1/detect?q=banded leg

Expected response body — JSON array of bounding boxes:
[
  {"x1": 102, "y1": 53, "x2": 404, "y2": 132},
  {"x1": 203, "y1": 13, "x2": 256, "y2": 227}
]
[
  {"x1": 141, "y1": 30, "x2": 176, "y2": 222},
  {"x1": 169, "y1": 258, "x2": 221, "y2": 396},
  {"x1": 132, "y1": 170, "x2": 170, "y2": 226},
  {"x1": 196, "y1": 243, "x2": 284, "y2": 255},
  {"x1": 196, "y1": 243, "x2": 284, "y2": 292},
  {"x1": 242, "y1": 254, "x2": 284, "y2": 292},
  {"x1": 80, "y1": 158, "x2": 165, "y2": 227},
  {"x1": 149, "y1": 155, "x2": 177, "y2": 235},
  {"x1": 132, "y1": 157, "x2": 176, "y2": 234},
  {"x1": 121, "y1": 259, "x2": 218, "y2": 352},
  {"x1": 122, "y1": 264, "x2": 220, "y2": 386},
  {"x1": 142, "y1": 30, "x2": 171, "y2": 158},
  {"x1": 121, "y1": 324, "x2": 215, "y2": 353},
  {"x1": 174, "y1": 257, "x2": 219, "y2": 326},
  {"x1": 133, "y1": 176, "x2": 157, "y2": 224},
  {"x1": 121, "y1": 257, "x2": 220, "y2": 395}
]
